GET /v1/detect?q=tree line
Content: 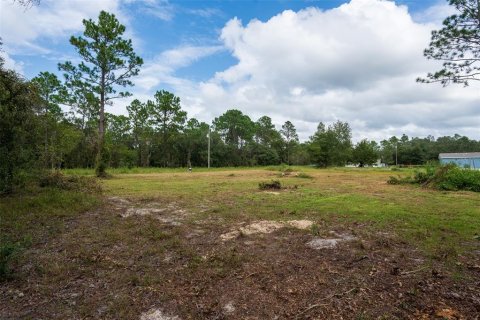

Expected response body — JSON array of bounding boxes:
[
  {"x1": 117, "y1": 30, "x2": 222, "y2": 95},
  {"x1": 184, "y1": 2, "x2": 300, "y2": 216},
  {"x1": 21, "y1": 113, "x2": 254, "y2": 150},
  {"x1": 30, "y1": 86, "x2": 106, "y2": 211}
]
[{"x1": 2, "y1": 1, "x2": 480, "y2": 194}]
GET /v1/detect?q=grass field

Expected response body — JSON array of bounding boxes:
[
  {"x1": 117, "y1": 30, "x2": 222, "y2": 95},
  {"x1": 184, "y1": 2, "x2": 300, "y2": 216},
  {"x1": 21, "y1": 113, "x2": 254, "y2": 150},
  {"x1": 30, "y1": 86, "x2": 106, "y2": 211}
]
[{"x1": 1, "y1": 166, "x2": 479, "y2": 319}]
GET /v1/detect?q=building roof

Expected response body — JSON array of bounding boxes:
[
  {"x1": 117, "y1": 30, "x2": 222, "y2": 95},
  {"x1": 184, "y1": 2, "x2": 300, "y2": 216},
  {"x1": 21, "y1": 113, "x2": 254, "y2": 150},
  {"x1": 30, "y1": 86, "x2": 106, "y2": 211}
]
[{"x1": 439, "y1": 152, "x2": 480, "y2": 159}]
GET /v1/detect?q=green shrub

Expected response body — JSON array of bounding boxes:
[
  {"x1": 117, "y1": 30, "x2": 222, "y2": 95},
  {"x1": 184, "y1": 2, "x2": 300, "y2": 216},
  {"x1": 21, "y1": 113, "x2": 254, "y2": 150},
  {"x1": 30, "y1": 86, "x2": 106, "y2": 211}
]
[
  {"x1": 259, "y1": 180, "x2": 282, "y2": 190},
  {"x1": 388, "y1": 164, "x2": 480, "y2": 192},
  {"x1": 39, "y1": 171, "x2": 100, "y2": 192},
  {"x1": 0, "y1": 242, "x2": 17, "y2": 281},
  {"x1": 387, "y1": 175, "x2": 413, "y2": 185},
  {"x1": 438, "y1": 167, "x2": 480, "y2": 192},
  {"x1": 297, "y1": 172, "x2": 313, "y2": 179}
]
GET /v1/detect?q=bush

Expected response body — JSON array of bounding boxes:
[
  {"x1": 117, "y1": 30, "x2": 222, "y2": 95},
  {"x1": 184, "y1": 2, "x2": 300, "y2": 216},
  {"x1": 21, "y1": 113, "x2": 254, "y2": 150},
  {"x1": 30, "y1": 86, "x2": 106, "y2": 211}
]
[
  {"x1": 387, "y1": 164, "x2": 480, "y2": 192},
  {"x1": 0, "y1": 242, "x2": 17, "y2": 281},
  {"x1": 297, "y1": 172, "x2": 313, "y2": 179},
  {"x1": 438, "y1": 166, "x2": 480, "y2": 192},
  {"x1": 387, "y1": 175, "x2": 415, "y2": 185},
  {"x1": 39, "y1": 171, "x2": 101, "y2": 192},
  {"x1": 259, "y1": 180, "x2": 282, "y2": 190}
]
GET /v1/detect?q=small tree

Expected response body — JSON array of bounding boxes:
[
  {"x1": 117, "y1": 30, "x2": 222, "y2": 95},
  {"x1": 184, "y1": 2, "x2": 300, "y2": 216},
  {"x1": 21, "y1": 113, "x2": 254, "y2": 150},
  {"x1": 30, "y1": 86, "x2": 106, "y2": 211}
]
[
  {"x1": 148, "y1": 90, "x2": 187, "y2": 167},
  {"x1": 280, "y1": 121, "x2": 299, "y2": 165},
  {"x1": 352, "y1": 139, "x2": 378, "y2": 167},
  {"x1": 59, "y1": 11, "x2": 143, "y2": 177},
  {"x1": 418, "y1": 0, "x2": 480, "y2": 86},
  {"x1": 308, "y1": 121, "x2": 353, "y2": 167}
]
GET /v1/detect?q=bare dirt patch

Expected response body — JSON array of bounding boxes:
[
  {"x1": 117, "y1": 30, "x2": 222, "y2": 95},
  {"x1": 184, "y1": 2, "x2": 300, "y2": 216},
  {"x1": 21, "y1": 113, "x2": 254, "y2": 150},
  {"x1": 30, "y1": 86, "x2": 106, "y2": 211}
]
[
  {"x1": 307, "y1": 231, "x2": 357, "y2": 250},
  {"x1": 108, "y1": 196, "x2": 190, "y2": 226},
  {"x1": 140, "y1": 308, "x2": 180, "y2": 320},
  {"x1": 220, "y1": 219, "x2": 314, "y2": 241}
]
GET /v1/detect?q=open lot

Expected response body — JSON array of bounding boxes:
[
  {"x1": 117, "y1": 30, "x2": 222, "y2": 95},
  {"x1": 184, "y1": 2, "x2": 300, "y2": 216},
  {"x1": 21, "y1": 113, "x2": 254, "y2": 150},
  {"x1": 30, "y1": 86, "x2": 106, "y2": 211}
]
[{"x1": 1, "y1": 167, "x2": 480, "y2": 319}]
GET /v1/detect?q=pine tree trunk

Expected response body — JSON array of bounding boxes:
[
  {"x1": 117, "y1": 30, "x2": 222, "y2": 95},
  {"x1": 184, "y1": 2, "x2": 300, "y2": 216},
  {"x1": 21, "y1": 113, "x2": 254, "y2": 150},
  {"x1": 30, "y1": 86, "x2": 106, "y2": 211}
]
[{"x1": 95, "y1": 71, "x2": 107, "y2": 177}]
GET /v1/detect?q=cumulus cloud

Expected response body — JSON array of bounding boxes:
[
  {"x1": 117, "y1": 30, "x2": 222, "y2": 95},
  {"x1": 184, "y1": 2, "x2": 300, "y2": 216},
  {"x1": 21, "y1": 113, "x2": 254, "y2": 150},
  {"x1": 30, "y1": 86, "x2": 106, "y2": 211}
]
[
  {"x1": 0, "y1": 0, "x2": 129, "y2": 54},
  {"x1": 174, "y1": 0, "x2": 479, "y2": 141},
  {"x1": 0, "y1": 50, "x2": 24, "y2": 74},
  {"x1": 135, "y1": 45, "x2": 224, "y2": 92}
]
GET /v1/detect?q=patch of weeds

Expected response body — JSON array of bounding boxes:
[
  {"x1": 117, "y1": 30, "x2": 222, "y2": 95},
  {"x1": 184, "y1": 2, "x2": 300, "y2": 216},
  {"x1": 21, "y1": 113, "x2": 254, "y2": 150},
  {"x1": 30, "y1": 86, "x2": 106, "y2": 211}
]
[
  {"x1": 279, "y1": 209, "x2": 297, "y2": 216},
  {"x1": 187, "y1": 254, "x2": 204, "y2": 269},
  {"x1": 163, "y1": 237, "x2": 182, "y2": 250},
  {"x1": 140, "y1": 223, "x2": 172, "y2": 241},
  {"x1": 39, "y1": 171, "x2": 101, "y2": 193},
  {"x1": 207, "y1": 249, "x2": 246, "y2": 277},
  {"x1": 387, "y1": 175, "x2": 414, "y2": 185},
  {"x1": 227, "y1": 173, "x2": 235, "y2": 177},
  {"x1": 0, "y1": 241, "x2": 18, "y2": 281},
  {"x1": 433, "y1": 245, "x2": 458, "y2": 261},
  {"x1": 351, "y1": 239, "x2": 368, "y2": 250},
  {"x1": 355, "y1": 314, "x2": 373, "y2": 320},
  {"x1": 297, "y1": 172, "x2": 313, "y2": 179},
  {"x1": 259, "y1": 180, "x2": 282, "y2": 190},
  {"x1": 310, "y1": 223, "x2": 320, "y2": 236},
  {"x1": 375, "y1": 237, "x2": 393, "y2": 248}
]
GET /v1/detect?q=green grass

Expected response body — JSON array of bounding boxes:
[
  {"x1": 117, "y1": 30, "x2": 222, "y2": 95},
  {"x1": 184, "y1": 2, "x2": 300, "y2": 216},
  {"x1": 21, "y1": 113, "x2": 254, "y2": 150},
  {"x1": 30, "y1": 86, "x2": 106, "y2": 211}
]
[
  {"x1": 2, "y1": 166, "x2": 479, "y2": 280},
  {"x1": 99, "y1": 167, "x2": 480, "y2": 261}
]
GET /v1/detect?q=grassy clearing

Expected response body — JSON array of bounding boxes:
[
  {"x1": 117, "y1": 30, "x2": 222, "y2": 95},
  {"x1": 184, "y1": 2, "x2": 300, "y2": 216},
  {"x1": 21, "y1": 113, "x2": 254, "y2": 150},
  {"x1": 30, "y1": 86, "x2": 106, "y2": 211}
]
[
  {"x1": 2, "y1": 167, "x2": 479, "y2": 318},
  {"x1": 100, "y1": 167, "x2": 479, "y2": 261}
]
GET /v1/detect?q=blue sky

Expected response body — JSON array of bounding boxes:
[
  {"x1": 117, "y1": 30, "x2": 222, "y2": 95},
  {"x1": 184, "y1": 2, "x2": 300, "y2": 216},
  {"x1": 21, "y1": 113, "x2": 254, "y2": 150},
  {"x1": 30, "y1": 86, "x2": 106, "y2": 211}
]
[{"x1": 1, "y1": 0, "x2": 478, "y2": 141}]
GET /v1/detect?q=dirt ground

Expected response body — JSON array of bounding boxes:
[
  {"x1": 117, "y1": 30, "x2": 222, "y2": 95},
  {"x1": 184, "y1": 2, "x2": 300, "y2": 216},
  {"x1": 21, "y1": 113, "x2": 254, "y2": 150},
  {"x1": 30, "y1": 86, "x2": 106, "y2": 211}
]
[{"x1": 1, "y1": 193, "x2": 480, "y2": 320}]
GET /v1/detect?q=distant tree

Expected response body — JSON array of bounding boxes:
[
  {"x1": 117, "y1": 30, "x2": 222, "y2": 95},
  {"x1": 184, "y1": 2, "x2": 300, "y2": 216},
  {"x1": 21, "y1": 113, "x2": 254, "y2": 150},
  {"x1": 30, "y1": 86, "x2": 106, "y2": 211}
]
[
  {"x1": 213, "y1": 109, "x2": 255, "y2": 147},
  {"x1": 213, "y1": 109, "x2": 255, "y2": 166},
  {"x1": 106, "y1": 113, "x2": 135, "y2": 167},
  {"x1": 418, "y1": 0, "x2": 480, "y2": 86},
  {"x1": 255, "y1": 116, "x2": 281, "y2": 145},
  {"x1": 280, "y1": 121, "x2": 299, "y2": 165},
  {"x1": 59, "y1": 11, "x2": 143, "y2": 176},
  {"x1": 379, "y1": 137, "x2": 398, "y2": 165},
  {"x1": 127, "y1": 99, "x2": 152, "y2": 167},
  {"x1": 309, "y1": 121, "x2": 352, "y2": 167},
  {"x1": 148, "y1": 90, "x2": 187, "y2": 167},
  {"x1": 181, "y1": 118, "x2": 209, "y2": 167},
  {"x1": 352, "y1": 139, "x2": 378, "y2": 167},
  {"x1": 31, "y1": 72, "x2": 65, "y2": 168}
]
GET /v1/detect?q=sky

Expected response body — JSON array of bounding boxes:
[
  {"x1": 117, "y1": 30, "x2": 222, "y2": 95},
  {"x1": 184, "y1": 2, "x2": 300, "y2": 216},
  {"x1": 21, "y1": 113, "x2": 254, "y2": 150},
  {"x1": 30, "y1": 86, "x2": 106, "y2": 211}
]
[{"x1": 0, "y1": 0, "x2": 478, "y2": 141}]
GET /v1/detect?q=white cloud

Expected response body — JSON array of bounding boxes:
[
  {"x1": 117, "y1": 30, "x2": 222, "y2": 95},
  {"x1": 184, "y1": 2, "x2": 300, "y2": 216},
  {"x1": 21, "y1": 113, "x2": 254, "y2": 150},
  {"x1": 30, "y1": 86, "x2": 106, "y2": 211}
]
[
  {"x1": 0, "y1": 50, "x2": 24, "y2": 74},
  {"x1": 137, "y1": 0, "x2": 174, "y2": 21},
  {"x1": 113, "y1": 45, "x2": 224, "y2": 117},
  {"x1": 186, "y1": 8, "x2": 223, "y2": 19},
  {"x1": 162, "y1": 0, "x2": 479, "y2": 141},
  {"x1": 412, "y1": 1, "x2": 456, "y2": 25},
  {"x1": 0, "y1": 0, "x2": 127, "y2": 54},
  {"x1": 134, "y1": 45, "x2": 224, "y2": 92}
]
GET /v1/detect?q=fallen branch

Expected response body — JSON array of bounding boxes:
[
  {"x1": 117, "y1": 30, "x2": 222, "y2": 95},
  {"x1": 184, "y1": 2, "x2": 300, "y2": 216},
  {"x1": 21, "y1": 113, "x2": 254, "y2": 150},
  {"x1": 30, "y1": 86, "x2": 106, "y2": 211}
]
[
  {"x1": 294, "y1": 288, "x2": 356, "y2": 319},
  {"x1": 400, "y1": 266, "x2": 428, "y2": 276}
]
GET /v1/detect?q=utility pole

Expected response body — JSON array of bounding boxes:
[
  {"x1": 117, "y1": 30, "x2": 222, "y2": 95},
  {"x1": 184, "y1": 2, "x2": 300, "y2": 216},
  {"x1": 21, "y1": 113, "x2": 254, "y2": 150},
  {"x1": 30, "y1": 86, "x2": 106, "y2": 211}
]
[{"x1": 207, "y1": 126, "x2": 211, "y2": 169}]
